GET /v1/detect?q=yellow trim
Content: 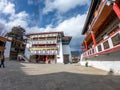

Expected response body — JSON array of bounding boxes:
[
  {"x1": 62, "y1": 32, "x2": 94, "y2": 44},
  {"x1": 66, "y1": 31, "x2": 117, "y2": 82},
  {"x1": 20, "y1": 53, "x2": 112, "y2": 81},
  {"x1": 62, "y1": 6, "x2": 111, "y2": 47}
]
[{"x1": 30, "y1": 47, "x2": 58, "y2": 51}]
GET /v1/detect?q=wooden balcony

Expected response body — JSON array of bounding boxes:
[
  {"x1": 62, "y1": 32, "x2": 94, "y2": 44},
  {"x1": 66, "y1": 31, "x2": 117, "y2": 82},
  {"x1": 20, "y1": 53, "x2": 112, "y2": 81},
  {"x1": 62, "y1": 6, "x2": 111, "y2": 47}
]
[
  {"x1": 0, "y1": 46, "x2": 5, "y2": 51},
  {"x1": 0, "y1": 36, "x2": 7, "y2": 42},
  {"x1": 30, "y1": 47, "x2": 58, "y2": 51},
  {"x1": 84, "y1": 0, "x2": 114, "y2": 45},
  {"x1": 82, "y1": 28, "x2": 120, "y2": 58},
  {"x1": 30, "y1": 50, "x2": 58, "y2": 55}
]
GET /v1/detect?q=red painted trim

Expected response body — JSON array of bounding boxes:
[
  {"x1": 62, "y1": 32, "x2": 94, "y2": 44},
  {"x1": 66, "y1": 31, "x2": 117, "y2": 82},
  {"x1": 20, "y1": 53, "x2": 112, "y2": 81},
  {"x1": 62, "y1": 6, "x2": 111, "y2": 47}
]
[
  {"x1": 83, "y1": 45, "x2": 120, "y2": 58},
  {"x1": 26, "y1": 31, "x2": 64, "y2": 36},
  {"x1": 96, "y1": 45, "x2": 120, "y2": 55},
  {"x1": 113, "y1": 3, "x2": 120, "y2": 20}
]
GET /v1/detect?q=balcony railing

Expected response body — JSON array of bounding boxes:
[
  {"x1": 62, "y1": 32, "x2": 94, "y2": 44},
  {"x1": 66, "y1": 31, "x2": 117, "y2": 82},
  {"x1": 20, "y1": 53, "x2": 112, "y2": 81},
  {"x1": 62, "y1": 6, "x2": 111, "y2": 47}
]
[
  {"x1": 82, "y1": 29, "x2": 120, "y2": 58},
  {"x1": 30, "y1": 50, "x2": 57, "y2": 55},
  {"x1": 30, "y1": 46, "x2": 58, "y2": 51},
  {"x1": 30, "y1": 34, "x2": 59, "y2": 38},
  {"x1": 28, "y1": 40, "x2": 58, "y2": 45}
]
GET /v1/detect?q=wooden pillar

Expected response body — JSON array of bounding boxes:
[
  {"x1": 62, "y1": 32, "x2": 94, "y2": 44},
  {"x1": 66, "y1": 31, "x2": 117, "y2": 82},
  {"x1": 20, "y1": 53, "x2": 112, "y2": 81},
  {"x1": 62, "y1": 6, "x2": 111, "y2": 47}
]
[
  {"x1": 84, "y1": 41, "x2": 88, "y2": 51},
  {"x1": 113, "y1": 3, "x2": 120, "y2": 19},
  {"x1": 90, "y1": 31, "x2": 97, "y2": 47}
]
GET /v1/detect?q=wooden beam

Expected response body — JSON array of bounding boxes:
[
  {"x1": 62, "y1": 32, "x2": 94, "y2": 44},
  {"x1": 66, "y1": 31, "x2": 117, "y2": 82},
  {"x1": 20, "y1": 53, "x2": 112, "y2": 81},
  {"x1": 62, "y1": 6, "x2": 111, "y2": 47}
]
[{"x1": 0, "y1": 36, "x2": 7, "y2": 42}]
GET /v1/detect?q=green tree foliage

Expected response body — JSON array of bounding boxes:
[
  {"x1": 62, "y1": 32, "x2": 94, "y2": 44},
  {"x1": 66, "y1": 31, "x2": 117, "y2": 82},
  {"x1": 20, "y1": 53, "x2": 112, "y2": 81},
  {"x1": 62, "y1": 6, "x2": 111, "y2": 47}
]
[{"x1": 7, "y1": 26, "x2": 26, "y2": 41}]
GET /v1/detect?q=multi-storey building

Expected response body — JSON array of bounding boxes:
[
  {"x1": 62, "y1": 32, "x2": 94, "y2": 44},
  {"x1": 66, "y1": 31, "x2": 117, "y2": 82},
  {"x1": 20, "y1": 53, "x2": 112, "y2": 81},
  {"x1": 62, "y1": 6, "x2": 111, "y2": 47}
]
[
  {"x1": 25, "y1": 32, "x2": 72, "y2": 64},
  {"x1": 80, "y1": 0, "x2": 120, "y2": 73},
  {"x1": 4, "y1": 26, "x2": 26, "y2": 60}
]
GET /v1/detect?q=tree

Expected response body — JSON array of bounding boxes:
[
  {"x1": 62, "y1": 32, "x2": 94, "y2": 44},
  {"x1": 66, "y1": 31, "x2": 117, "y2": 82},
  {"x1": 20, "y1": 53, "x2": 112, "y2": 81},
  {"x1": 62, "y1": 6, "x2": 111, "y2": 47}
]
[{"x1": 7, "y1": 26, "x2": 26, "y2": 41}]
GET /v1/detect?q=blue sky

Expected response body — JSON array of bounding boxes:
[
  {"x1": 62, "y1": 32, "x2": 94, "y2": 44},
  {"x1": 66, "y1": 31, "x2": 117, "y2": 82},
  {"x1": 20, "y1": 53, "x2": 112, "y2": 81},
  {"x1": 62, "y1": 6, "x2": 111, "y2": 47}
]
[{"x1": 0, "y1": 0, "x2": 90, "y2": 51}]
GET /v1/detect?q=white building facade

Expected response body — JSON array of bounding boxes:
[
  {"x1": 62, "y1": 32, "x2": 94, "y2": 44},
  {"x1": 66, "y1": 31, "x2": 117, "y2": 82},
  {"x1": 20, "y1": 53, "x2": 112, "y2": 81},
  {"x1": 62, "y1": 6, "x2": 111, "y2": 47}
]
[{"x1": 25, "y1": 32, "x2": 72, "y2": 64}]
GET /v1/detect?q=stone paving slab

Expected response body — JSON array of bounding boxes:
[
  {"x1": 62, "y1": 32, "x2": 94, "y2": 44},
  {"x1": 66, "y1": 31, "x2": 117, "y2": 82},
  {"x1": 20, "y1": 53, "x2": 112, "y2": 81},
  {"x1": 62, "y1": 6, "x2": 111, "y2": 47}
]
[{"x1": 0, "y1": 61, "x2": 120, "y2": 90}]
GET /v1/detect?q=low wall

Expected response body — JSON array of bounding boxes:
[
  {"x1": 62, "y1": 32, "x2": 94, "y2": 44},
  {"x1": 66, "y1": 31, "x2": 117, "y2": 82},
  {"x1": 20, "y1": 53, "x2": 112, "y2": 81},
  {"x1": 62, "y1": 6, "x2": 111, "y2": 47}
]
[{"x1": 80, "y1": 51, "x2": 120, "y2": 74}]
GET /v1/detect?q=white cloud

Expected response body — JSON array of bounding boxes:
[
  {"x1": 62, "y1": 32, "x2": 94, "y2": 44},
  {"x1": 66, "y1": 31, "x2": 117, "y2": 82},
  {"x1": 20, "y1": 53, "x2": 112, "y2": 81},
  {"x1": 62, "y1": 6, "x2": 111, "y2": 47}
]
[
  {"x1": 7, "y1": 18, "x2": 28, "y2": 29},
  {"x1": 0, "y1": 11, "x2": 29, "y2": 35},
  {"x1": 0, "y1": 0, "x2": 7, "y2": 11},
  {"x1": 1, "y1": 11, "x2": 29, "y2": 32},
  {"x1": 3, "y1": 2, "x2": 15, "y2": 15},
  {"x1": 0, "y1": 0, "x2": 15, "y2": 15},
  {"x1": 26, "y1": 26, "x2": 43, "y2": 33},
  {"x1": 16, "y1": 11, "x2": 28, "y2": 19},
  {"x1": 55, "y1": 14, "x2": 87, "y2": 37},
  {"x1": 0, "y1": 0, "x2": 87, "y2": 37},
  {"x1": 0, "y1": 0, "x2": 29, "y2": 31},
  {"x1": 43, "y1": 0, "x2": 90, "y2": 14},
  {"x1": 27, "y1": 14, "x2": 86, "y2": 37},
  {"x1": 26, "y1": 24, "x2": 55, "y2": 34}
]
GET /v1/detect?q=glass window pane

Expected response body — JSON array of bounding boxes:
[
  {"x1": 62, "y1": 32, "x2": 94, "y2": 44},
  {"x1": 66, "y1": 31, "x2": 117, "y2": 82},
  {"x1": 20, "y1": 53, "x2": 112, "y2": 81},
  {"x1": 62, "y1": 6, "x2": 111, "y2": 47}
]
[
  {"x1": 111, "y1": 34, "x2": 120, "y2": 46},
  {"x1": 103, "y1": 41, "x2": 109, "y2": 50},
  {"x1": 98, "y1": 45, "x2": 102, "y2": 51}
]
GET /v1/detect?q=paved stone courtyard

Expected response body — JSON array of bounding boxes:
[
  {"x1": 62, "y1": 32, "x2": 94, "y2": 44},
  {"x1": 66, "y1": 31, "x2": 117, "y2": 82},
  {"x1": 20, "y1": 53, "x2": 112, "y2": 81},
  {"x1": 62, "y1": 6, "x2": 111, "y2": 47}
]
[{"x1": 0, "y1": 61, "x2": 120, "y2": 90}]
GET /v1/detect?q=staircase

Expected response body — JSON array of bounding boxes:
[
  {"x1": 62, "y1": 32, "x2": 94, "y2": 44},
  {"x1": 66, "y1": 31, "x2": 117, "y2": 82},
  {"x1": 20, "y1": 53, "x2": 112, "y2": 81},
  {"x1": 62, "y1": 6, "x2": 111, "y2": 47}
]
[{"x1": 18, "y1": 54, "x2": 29, "y2": 62}]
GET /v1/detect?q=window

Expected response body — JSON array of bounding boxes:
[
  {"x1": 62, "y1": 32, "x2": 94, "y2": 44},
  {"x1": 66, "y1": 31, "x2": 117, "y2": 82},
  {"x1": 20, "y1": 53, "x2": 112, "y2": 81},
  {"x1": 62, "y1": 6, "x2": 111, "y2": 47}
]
[
  {"x1": 92, "y1": 49, "x2": 94, "y2": 53},
  {"x1": 98, "y1": 45, "x2": 102, "y2": 51},
  {"x1": 111, "y1": 34, "x2": 120, "y2": 46},
  {"x1": 90, "y1": 50, "x2": 92, "y2": 54},
  {"x1": 88, "y1": 51, "x2": 90, "y2": 55},
  {"x1": 103, "y1": 41, "x2": 110, "y2": 50}
]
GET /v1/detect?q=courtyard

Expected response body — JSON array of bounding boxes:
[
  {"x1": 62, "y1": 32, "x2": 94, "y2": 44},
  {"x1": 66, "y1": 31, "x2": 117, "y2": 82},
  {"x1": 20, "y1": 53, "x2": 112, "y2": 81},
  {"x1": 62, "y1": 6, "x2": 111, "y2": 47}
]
[{"x1": 0, "y1": 61, "x2": 120, "y2": 90}]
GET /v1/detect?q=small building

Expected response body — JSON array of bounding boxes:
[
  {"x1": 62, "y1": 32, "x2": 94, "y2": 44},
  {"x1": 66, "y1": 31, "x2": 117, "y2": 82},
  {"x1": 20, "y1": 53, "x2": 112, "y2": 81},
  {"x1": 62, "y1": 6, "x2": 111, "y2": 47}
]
[
  {"x1": 0, "y1": 26, "x2": 25, "y2": 60},
  {"x1": 25, "y1": 32, "x2": 72, "y2": 64},
  {"x1": 4, "y1": 38, "x2": 25, "y2": 60},
  {"x1": 4, "y1": 26, "x2": 26, "y2": 60}
]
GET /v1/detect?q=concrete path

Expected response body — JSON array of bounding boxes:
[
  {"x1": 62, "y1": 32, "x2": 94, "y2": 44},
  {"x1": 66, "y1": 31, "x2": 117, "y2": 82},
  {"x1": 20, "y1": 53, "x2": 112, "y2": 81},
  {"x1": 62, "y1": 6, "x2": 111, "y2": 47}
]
[{"x1": 0, "y1": 61, "x2": 120, "y2": 90}]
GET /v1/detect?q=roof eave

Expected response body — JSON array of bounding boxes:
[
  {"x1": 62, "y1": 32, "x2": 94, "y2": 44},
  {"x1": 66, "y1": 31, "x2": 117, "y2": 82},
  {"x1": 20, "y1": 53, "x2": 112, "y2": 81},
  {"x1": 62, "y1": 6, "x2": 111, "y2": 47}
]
[{"x1": 81, "y1": 0, "x2": 99, "y2": 35}]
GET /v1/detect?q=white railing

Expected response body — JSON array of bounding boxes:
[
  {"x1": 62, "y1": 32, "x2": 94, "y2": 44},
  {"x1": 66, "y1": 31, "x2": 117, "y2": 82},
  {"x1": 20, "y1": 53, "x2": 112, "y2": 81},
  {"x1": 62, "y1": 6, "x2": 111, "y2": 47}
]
[
  {"x1": 30, "y1": 50, "x2": 57, "y2": 55},
  {"x1": 31, "y1": 46, "x2": 57, "y2": 48},
  {"x1": 30, "y1": 34, "x2": 58, "y2": 38},
  {"x1": 29, "y1": 40, "x2": 57, "y2": 45},
  {"x1": 82, "y1": 29, "x2": 120, "y2": 58}
]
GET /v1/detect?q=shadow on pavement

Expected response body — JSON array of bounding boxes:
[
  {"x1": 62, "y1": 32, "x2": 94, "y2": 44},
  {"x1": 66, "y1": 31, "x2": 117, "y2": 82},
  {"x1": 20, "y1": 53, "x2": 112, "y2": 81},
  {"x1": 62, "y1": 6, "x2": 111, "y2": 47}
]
[{"x1": 0, "y1": 61, "x2": 120, "y2": 90}]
